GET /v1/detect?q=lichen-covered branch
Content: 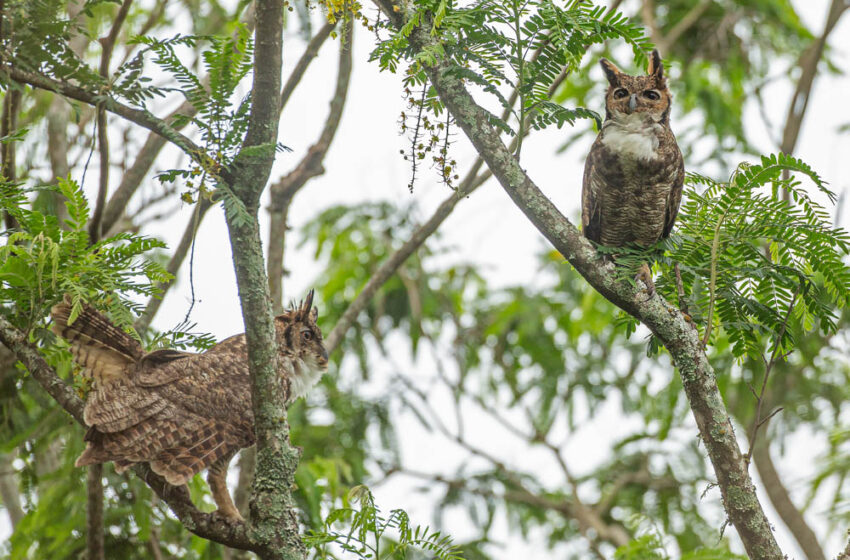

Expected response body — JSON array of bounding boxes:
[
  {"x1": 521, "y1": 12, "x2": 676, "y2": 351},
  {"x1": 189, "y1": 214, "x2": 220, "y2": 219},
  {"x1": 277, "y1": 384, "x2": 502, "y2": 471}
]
[
  {"x1": 223, "y1": 0, "x2": 304, "y2": 557},
  {"x1": 374, "y1": 2, "x2": 784, "y2": 558}
]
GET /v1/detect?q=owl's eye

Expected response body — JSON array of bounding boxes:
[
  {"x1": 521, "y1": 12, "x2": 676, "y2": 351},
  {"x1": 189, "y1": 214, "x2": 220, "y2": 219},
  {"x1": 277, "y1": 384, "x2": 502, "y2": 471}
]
[
  {"x1": 302, "y1": 330, "x2": 313, "y2": 341},
  {"x1": 642, "y1": 90, "x2": 660, "y2": 100},
  {"x1": 613, "y1": 88, "x2": 629, "y2": 99}
]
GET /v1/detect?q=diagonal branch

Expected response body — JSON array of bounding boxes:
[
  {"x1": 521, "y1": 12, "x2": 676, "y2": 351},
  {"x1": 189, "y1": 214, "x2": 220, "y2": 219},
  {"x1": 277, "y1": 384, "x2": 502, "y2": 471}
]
[
  {"x1": 101, "y1": 6, "x2": 258, "y2": 235},
  {"x1": 135, "y1": 198, "x2": 213, "y2": 334},
  {"x1": 6, "y1": 67, "x2": 205, "y2": 166},
  {"x1": 375, "y1": 2, "x2": 784, "y2": 558},
  {"x1": 267, "y1": 18, "x2": 353, "y2": 313},
  {"x1": 279, "y1": 22, "x2": 336, "y2": 114},
  {"x1": 753, "y1": 437, "x2": 826, "y2": 560},
  {"x1": 780, "y1": 0, "x2": 848, "y2": 157},
  {"x1": 326, "y1": 37, "x2": 566, "y2": 353}
]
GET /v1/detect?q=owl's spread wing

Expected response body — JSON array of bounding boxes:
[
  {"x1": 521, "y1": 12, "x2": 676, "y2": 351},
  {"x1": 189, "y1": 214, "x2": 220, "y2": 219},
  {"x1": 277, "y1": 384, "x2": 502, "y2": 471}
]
[
  {"x1": 661, "y1": 150, "x2": 685, "y2": 239},
  {"x1": 51, "y1": 296, "x2": 144, "y2": 382},
  {"x1": 53, "y1": 297, "x2": 254, "y2": 483},
  {"x1": 582, "y1": 137, "x2": 605, "y2": 243}
]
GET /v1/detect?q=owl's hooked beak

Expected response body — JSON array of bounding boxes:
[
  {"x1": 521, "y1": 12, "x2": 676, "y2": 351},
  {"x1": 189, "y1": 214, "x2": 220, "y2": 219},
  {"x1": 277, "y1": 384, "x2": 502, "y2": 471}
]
[{"x1": 627, "y1": 93, "x2": 637, "y2": 113}]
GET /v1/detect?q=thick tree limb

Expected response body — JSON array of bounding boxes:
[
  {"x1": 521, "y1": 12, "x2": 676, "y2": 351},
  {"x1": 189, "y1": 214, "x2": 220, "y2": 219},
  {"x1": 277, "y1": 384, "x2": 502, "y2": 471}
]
[
  {"x1": 375, "y1": 2, "x2": 784, "y2": 558},
  {"x1": 223, "y1": 0, "x2": 304, "y2": 558},
  {"x1": 86, "y1": 464, "x2": 105, "y2": 560}
]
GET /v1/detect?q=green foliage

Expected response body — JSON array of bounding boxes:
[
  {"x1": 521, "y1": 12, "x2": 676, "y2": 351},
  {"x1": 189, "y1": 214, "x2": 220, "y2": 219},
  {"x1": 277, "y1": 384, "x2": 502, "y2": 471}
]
[
  {"x1": 306, "y1": 485, "x2": 464, "y2": 560},
  {"x1": 0, "y1": 178, "x2": 170, "y2": 332},
  {"x1": 370, "y1": 0, "x2": 643, "y2": 187},
  {"x1": 131, "y1": 26, "x2": 256, "y2": 224},
  {"x1": 655, "y1": 153, "x2": 850, "y2": 360}
]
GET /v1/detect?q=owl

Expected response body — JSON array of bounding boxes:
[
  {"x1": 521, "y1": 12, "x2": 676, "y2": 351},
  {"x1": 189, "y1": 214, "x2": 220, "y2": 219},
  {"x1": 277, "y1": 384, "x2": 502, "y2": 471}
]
[
  {"x1": 582, "y1": 49, "x2": 684, "y2": 294},
  {"x1": 50, "y1": 292, "x2": 328, "y2": 521}
]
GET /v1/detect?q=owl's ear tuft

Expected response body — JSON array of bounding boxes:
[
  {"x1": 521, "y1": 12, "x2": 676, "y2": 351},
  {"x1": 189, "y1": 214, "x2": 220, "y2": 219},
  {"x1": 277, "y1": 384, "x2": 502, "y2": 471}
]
[
  {"x1": 647, "y1": 49, "x2": 664, "y2": 79},
  {"x1": 310, "y1": 306, "x2": 318, "y2": 321},
  {"x1": 599, "y1": 58, "x2": 621, "y2": 86}
]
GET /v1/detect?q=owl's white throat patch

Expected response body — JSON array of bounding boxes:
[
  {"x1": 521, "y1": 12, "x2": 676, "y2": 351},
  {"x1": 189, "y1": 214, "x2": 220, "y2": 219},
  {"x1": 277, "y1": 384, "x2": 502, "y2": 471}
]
[
  {"x1": 288, "y1": 358, "x2": 326, "y2": 402},
  {"x1": 601, "y1": 112, "x2": 661, "y2": 161}
]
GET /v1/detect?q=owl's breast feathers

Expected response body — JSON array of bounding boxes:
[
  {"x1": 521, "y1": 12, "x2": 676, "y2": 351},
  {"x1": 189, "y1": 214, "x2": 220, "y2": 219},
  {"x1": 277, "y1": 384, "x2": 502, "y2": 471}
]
[{"x1": 582, "y1": 117, "x2": 684, "y2": 247}]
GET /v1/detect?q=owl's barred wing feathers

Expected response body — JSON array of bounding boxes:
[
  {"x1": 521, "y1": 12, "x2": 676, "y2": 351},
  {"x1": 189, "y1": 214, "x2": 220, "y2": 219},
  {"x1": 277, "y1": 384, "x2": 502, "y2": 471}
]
[
  {"x1": 662, "y1": 158, "x2": 685, "y2": 239},
  {"x1": 581, "y1": 137, "x2": 605, "y2": 244},
  {"x1": 51, "y1": 297, "x2": 254, "y2": 487},
  {"x1": 51, "y1": 296, "x2": 144, "y2": 383}
]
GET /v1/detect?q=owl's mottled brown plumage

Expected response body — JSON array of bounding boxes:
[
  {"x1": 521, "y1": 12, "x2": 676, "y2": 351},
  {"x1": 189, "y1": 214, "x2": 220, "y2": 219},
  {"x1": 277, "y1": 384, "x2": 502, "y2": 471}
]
[
  {"x1": 51, "y1": 292, "x2": 328, "y2": 520},
  {"x1": 582, "y1": 50, "x2": 684, "y2": 291}
]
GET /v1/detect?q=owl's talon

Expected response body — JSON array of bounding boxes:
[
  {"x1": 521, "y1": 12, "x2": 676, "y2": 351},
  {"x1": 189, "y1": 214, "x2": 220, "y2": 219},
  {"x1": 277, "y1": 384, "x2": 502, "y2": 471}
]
[
  {"x1": 635, "y1": 263, "x2": 656, "y2": 299},
  {"x1": 214, "y1": 506, "x2": 245, "y2": 523}
]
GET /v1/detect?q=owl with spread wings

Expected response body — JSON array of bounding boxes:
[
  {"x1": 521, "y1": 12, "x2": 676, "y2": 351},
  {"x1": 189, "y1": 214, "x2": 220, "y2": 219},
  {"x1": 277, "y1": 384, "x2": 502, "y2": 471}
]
[{"x1": 51, "y1": 292, "x2": 328, "y2": 520}]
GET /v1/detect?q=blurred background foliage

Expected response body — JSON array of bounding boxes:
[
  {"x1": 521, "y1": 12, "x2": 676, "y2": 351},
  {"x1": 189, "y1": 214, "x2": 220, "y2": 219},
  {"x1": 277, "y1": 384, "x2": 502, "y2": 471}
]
[{"x1": 1, "y1": 0, "x2": 849, "y2": 559}]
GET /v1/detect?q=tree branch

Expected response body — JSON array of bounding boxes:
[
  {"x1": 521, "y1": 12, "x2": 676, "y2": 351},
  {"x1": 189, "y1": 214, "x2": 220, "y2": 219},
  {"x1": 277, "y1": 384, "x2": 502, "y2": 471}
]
[
  {"x1": 6, "y1": 67, "x2": 205, "y2": 165},
  {"x1": 375, "y1": 2, "x2": 784, "y2": 558},
  {"x1": 780, "y1": 0, "x2": 848, "y2": 157},
  {"x1": 135, "y1": 198, "x2": 212, "y2": 334},
  {"x1": 224, "y1": 0, "x2": 304, "y2": 557},
  {"x1": 101, "y1": 6, "x2": 258, "y2": 235},
  {"x1": 88, "y1": 0, "x2": 133, "y2": 242},
  {"x1": 280, "y1": 22, "x2": 336, "y2": 113},
  {"x1": 268, "y1": 19, "x2": 353, "y2": 313},
  {"x1": 86, "y1": 464, "x2": 105, "y2": 560}
]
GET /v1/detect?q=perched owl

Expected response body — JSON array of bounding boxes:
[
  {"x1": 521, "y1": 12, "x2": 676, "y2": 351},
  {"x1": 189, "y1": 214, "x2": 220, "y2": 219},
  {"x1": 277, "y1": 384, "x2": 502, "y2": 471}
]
[
  {"x1": 50, "y1": 292, "x2": 328, "y2": 521},
  {"x1": 582, "y1": 50, "x2": 684, "y2": 294}
]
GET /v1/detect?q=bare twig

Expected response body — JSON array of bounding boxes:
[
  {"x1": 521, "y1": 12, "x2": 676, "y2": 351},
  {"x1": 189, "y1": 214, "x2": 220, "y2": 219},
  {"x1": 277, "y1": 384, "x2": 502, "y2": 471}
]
[
  {"x1": 280, "y1": 22, "x2": 336, "y2": 113},
  {"x1": 267, "y1": 18, "x2": 353, "y2": 312},
  {"x1": 135, "y1": 198, "x2": 212, "y2": 333},
  {"x1": 743, "y1": 285, "x2": 800, "y2": 468}
]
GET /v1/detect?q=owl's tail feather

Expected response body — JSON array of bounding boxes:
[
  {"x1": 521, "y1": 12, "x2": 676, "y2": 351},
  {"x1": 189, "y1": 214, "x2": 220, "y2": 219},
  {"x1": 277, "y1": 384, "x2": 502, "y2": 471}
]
[
  {"x1": 51, "y1": 295, "x2": 144, "y2": 382},
  {"x1": 151, "y1": 425, "x2": 234, "y2": 485}
]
